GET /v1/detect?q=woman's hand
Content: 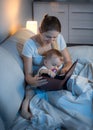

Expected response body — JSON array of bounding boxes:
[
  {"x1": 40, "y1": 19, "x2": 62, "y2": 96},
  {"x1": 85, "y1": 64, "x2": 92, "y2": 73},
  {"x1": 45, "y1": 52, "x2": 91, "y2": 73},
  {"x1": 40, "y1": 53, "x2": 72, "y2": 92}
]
[
  {"x1": 60, "y1": 62, "x2": 72, "y2": 74},
  {"x1": 26, "y1": 74, "x2": 48, "y2": 88},
  {"x1": 61, "y1": 67, "x2": 68, "y2": 74}
]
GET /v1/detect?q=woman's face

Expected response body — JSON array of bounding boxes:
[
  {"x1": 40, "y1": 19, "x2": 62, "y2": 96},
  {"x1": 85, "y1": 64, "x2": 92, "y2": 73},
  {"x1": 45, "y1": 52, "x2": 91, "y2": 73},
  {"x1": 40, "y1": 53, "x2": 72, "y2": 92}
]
[{"x1": 40, "y1": 30, "x2": 59, "y2": 45}]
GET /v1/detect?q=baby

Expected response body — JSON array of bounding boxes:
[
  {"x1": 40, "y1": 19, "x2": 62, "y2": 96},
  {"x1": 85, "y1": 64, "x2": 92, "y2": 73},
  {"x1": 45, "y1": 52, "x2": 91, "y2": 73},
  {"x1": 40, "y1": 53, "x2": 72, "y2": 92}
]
[{"x1": 38, "y1": 49, "x2": 64, "y2": 77}]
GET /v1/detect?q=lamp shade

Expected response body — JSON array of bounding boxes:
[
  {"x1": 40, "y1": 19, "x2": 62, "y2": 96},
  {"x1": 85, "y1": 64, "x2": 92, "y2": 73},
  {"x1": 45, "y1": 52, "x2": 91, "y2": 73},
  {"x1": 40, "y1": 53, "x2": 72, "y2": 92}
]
[{"x1": 26, "y1": 21, "x2": 37, "y2": 34}]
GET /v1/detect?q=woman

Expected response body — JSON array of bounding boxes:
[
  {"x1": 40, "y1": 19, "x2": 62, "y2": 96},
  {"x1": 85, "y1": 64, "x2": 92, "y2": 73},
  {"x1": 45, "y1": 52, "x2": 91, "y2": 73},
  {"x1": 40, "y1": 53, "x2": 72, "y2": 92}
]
[{"x1": 21, "y1": 14, "x2": 72, "y2": 120}]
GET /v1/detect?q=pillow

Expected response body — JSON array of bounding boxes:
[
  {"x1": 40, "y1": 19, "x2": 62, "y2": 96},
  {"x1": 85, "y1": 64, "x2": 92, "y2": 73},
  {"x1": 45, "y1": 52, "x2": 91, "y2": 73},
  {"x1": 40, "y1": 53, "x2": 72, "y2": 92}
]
[
  {"x1": 68, "y1": 46, "x2": 93, "y2": 63},
  {"x1": 0, "y1": 117, "x2": 5, "y2": 130},
  {"x1": 13, "y1": 28, "x2": 35, "y2": 56},
  {"x1": 0, "y1": 32, "x2": 10, "y2": 44},
  {"x1": 0, "y1": 47, "x2": 24, "y2": 129},
  {"x1": 67, "y1": 75, "x2": 91, "y2": 96},
  {"x1": 1, "y1": 37, "x2": 24, "y2": 70}
]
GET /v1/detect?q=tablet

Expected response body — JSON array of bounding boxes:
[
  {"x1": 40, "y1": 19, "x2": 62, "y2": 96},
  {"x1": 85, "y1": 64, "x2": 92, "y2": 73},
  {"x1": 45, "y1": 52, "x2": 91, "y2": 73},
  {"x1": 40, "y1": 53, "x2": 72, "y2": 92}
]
[{"x1": 37, "y1": 60, "x2": 78, "y2": 91}]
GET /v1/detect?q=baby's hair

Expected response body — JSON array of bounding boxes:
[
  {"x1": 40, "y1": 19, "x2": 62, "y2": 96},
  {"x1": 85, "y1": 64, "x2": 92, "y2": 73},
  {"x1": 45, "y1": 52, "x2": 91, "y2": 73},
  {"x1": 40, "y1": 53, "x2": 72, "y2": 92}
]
[
  {"x1": 43, "y1": 49, "x2": 63, "y2": 61},
  {"x1": 40, "y1": 14, "x2": 61, "y2": 33}
]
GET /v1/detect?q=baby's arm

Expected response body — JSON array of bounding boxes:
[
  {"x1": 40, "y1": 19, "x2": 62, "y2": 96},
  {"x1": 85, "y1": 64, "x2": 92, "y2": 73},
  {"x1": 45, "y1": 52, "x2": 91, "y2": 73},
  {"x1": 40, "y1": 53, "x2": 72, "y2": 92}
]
[
  {"x1": 39, "y1": 68, "x2": 56, "y2": 78},
  {"x1": 39, "y1": 69, "x2": 49, "y2": 75}
]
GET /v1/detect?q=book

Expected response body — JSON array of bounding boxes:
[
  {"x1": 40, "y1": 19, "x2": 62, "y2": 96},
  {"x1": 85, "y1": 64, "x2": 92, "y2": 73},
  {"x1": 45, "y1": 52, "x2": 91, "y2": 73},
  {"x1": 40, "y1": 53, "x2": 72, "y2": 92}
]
[{"x1": 37, "y1": 60, "x2": 78, "y2": 91}]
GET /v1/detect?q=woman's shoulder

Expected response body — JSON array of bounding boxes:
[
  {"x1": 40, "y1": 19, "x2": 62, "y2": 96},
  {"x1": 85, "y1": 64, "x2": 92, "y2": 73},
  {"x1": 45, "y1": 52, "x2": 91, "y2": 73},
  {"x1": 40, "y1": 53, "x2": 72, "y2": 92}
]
[
  {"x1": 25, "y1": 38, "x2": 35, "y2": 44},
  {"x1": 24, "y1": 38, "x2": 37, "y2": 48},
  {"x1": 22, "y1": 38, "x2": 38, "y2": 57},
  {"x1": 57, "y1": 33, "x2": 64, "y2": 40},
  {"x1": 57, "y1": 33, "x2": 66, "y2": 50}
]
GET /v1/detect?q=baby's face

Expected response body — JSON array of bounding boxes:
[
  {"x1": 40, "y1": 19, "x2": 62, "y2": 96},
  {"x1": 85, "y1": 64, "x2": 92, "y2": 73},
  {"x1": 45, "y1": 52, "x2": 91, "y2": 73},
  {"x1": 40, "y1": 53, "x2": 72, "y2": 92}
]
[{"x1": 44, "y1": 55, "x2": 63, "y2": 72}]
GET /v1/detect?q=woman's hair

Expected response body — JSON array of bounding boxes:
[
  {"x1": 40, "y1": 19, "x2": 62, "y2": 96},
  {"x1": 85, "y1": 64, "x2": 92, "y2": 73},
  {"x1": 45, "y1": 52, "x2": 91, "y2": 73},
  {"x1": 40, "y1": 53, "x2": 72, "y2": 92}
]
[{"x1": 40, "y1": 14, "x2": 61, "y2": 33}]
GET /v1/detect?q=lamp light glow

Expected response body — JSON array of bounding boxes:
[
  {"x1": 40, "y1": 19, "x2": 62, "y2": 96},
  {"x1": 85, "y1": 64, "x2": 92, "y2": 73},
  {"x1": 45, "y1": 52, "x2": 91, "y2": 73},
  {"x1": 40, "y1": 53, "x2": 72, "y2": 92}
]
[{"x1": 26, "y1": 21, "x2": 37, "y2": 34}]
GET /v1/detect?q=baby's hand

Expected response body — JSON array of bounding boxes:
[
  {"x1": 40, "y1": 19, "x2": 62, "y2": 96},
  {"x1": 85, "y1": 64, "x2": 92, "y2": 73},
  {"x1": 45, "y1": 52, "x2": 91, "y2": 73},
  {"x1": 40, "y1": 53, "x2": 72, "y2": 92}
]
[{"x1": 48, "y1": 70, "x2": 56, "y2": 78}]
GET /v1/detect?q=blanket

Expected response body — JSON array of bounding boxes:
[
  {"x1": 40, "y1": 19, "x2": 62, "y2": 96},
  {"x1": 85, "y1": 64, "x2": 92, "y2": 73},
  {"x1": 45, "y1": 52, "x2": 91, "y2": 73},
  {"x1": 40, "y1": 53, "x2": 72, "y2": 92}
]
[{"x1": 10, "y1": 60, "x2": 93, "y2": 130}]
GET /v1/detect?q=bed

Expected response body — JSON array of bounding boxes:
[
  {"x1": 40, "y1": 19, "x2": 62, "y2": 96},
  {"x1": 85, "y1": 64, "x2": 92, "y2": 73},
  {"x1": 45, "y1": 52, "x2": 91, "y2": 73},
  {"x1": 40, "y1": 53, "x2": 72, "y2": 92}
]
[{"x1": 0, "y1": 28, "x2": 93, "y2": 130}]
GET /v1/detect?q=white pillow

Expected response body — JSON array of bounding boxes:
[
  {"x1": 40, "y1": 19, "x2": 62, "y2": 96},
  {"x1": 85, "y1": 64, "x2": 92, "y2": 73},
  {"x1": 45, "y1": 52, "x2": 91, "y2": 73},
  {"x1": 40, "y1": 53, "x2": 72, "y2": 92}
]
[
  {"x1": 0, "y1": 32, "x2": 9, "y2": 44},
  {"x1": 0, "y1": 47, "x2": 24, "y2": 129},
  {"x1": 68, "y1": 46, "x2": 93, "y2": 63},
  {"x1": 67, "y1": 75, "x2": 91, "y2": 96},
  {"x1": 0, "y1": 117, "x2": 5, "y2": 130},
  {"x1": 13, "y1": 28, "x2": 35, "y2": 56}
]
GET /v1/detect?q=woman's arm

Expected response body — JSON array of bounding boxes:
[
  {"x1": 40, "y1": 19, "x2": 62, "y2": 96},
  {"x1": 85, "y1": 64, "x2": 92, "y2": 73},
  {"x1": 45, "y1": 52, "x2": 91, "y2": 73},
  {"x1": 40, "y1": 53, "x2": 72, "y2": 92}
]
[
  {"x1": 22, "y1": 56, "x2": 48, "y2": 87},
  {"x1": 23, "y1": 56, "x2": 37, "y2": 85},
  {"x1": 61, "y1": 48, "x2": 72, "y2": 74}
]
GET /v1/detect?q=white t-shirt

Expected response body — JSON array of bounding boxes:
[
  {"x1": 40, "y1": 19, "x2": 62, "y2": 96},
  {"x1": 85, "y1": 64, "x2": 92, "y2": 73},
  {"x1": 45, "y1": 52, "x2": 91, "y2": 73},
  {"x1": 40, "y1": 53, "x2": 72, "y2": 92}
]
[{"x1": 22, "y1": 34, "x2": 66, "y2": 74}]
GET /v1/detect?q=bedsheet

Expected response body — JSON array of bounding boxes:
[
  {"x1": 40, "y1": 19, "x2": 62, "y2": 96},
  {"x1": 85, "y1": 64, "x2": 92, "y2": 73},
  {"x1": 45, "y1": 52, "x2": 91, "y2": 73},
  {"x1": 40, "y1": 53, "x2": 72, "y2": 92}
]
[{"x1": 10, "y1": 60, "x2": 93, "y2": 130}]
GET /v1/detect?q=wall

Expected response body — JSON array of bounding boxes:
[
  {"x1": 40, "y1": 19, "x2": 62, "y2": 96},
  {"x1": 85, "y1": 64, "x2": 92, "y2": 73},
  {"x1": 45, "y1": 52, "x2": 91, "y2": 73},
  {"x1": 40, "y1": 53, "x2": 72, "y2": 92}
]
[
  {"x1": 0, "y1": 0, "x2": 32, "y2": 42},
  {"x1": 34, "y1": 2, "x2": 93, "y2": 44}
]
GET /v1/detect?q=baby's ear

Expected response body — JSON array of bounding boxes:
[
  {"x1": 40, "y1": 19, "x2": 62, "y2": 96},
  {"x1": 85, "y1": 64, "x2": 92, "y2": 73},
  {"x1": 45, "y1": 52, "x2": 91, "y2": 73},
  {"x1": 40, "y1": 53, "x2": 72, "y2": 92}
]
[
  {"x1": 44, "y1": 59, "x2": 47, "y2": 65},
  {"x1": 60, "y1": 56, "x2": 64, "y2": 62}
]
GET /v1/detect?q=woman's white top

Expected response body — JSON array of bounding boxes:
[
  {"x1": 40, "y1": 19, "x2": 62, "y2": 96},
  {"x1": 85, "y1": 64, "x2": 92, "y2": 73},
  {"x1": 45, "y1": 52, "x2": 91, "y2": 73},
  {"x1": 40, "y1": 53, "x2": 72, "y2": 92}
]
[{"x1": 22, "y1": 34, "x2": 66, "y2": 74}]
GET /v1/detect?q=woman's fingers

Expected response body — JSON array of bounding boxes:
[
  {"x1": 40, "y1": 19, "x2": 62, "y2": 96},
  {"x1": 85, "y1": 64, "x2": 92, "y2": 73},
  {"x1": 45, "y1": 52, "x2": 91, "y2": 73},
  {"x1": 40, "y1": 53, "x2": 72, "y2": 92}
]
[
  {"x1": 33, "y1": 76, "x2": 48, "y2": 87},
  {"x1": 37, "y1": 78, "x2": 48, "y2": 86}
]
